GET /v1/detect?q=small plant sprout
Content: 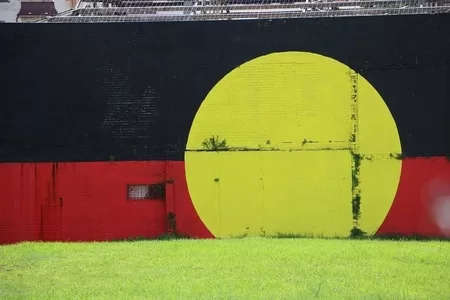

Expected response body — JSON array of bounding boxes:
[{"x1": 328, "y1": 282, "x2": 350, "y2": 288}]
[{"x1": 201, "y1": 135, "x2": 229, "y2": 151}]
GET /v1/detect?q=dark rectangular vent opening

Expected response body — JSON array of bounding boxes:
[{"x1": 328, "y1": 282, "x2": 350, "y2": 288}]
[{"x1": 127, "y1": 184, "x2": 165, "y2": 200}]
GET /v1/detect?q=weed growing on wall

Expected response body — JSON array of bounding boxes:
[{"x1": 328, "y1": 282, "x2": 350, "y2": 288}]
[
  {"x1": 349, "y1": 133, "x2": 356, "y2": 143},
  {"x1": 350, "y1": 226, "x2": 366, "y2": 239},
  {"x1": 389, "y1": 152, "x2": 404, "y2": 160},
  {"x1": 201, "y1": 135, "x2": 229, "y2": 151},
  {"x1": 167, "y1": 212, "x2": 177, "y2": 235},
  {"x1": 351, "y1": 150, "x2": 362, "y2": 230}
]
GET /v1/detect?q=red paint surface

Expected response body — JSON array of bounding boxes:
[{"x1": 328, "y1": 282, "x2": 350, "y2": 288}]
[
  {"x1": 0, "y1": 161, "x2": 212, "y2": 244},
  {"x1": 377, "y1": 157, "x2": 450, "y2": 237},
  {"x1": 1, "y1": 157, "x2": 450, "y2": 244}
]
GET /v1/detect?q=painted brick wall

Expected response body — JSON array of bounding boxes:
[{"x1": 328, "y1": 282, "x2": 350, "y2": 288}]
[{"x1": 0, "y1": 14, "x2": 450, "y2": 243}]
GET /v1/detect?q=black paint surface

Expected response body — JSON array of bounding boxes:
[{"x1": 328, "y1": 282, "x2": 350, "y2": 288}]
[{"x1": 0, "y1": 14, "x2": 449, "y2": 162}]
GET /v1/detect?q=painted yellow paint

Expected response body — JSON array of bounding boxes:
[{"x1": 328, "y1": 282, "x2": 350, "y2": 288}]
[{"x1": 185, "y1": 52, "x2": 402, "y2": 238}]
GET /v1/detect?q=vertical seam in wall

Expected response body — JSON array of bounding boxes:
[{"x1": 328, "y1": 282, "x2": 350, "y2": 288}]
[
  {"x1": 259, "y1": 151, "x2": 265, "y2": 236},
  {"x1": 445, "y1": 66, "x2": 450, "y2": 156},
  {"x1": 350, "y1": 69, "x2": 359, "y2": 153},
  {"x1": 350, "y1": 69, "x2": 361, "y2": 228}
]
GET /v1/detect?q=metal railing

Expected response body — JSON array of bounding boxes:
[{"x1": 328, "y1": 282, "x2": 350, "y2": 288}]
[{"x1": 41, "y1": 0, "x2": 450, "y2": 23}]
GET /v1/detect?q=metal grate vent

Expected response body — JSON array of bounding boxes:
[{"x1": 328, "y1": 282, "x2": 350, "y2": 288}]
[{"x1": 127, "y1": 184, "x2": 166, "y2": 200}]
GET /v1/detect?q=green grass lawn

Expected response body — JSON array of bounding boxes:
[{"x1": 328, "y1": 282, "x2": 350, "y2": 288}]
[{"x1": 0, "y1": 238, "x2": 449, "y2": 300}]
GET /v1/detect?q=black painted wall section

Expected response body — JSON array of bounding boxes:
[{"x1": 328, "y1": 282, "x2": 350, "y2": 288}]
[{"x1": 0, "y1": 14, "x2": 449, "y2": 162}]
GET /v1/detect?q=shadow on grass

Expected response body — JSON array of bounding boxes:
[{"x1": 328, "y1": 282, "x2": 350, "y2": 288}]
[
  {"x1": 111, "y1": 233, "x2": 197, "y2": 242},
  {"x1": 369, "y1": 234, "x2": 450, "y2": 242},
  {"x1": 112, "y1": 232, "x2": 450, "y2": 243},
  {"x1": 268, "y1": 231, "x2": 450, "y2": 242}
]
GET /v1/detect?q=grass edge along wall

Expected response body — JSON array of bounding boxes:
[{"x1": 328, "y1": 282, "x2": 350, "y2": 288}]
[{"x1": 1, "y1": 14, "x2": 450, "y2": 244}]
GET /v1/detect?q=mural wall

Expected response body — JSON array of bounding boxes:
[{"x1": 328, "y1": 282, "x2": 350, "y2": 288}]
[{"x1": 0, "y1": 14, "x2": 450, "y2": 243}]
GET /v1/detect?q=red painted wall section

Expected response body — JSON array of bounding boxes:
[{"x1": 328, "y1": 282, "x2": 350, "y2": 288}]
[
  {"x1": 0, "y1": 164, "x2": 41, "y2": 243},
  {"x1": 378, "y1": 157, "x2": 450, "y2": 238},
  {"x1": 165, "y1": 162, "x2": 213, "y2": 239},
  {"x1": 57, "y1": 161, "x2": 168, "y2": 242},
  {"x1": 2, "y1": 158, "x2": 450, "y2": 244},
  {"x1": 0, "y1": 161, "x2": 212, "y2": 244}
]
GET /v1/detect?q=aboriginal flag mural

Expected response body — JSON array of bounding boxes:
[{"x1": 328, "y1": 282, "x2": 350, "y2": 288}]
[{"x1": 0, "y1": 14, "x2": 450, "y2": 243}]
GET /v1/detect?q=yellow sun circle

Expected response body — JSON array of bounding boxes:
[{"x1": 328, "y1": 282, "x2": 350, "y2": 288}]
[{"x1": 185, "y1": 52, "x2": 402, "y2": 238}]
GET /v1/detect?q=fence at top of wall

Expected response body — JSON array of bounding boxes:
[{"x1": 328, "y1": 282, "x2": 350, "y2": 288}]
[{"x1": 40, "y1": 0, "x2": 450, "y2": 23}]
